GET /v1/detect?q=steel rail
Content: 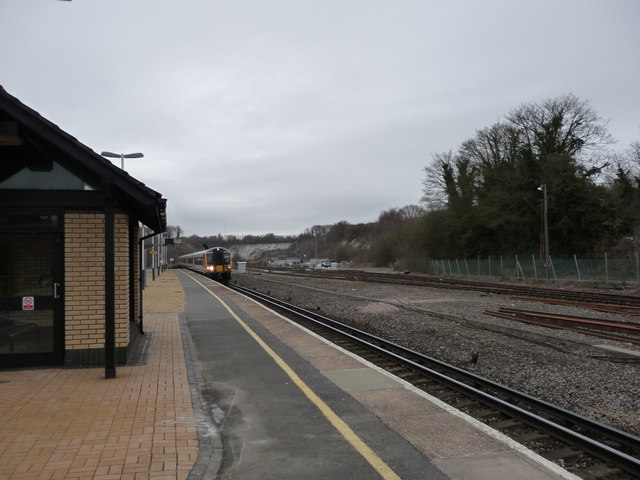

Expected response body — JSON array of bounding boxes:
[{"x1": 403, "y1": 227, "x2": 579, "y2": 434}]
[
  {"x1": 498, "y1": 308, "x2": 640, "y2": 334},
  {"x1": 510, "y1": 296, "x2": 640, "y2": 316},
  {"x1": 228, "y1": 283, "x2": 640, "y2": 477},
  {"x1": 485, "y1": 308, "x2": 640, "y2": 345},
  {"x1": 485, "y1": 311, "x2": 640, "y2": 345}
]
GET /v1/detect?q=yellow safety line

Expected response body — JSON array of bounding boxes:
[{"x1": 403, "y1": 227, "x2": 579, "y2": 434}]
[{"x1": 185, "y1": 273, "x2": 401, "y2": 480}]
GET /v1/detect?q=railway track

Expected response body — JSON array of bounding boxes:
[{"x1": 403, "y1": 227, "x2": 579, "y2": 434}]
[
  {"x1": 228, "y1": 281, "x2": 640, "y2": 479},
  {"x1": 257, "y1": 267, "x2": 640, "y2": 311},
  {"x1": 510, "y1": 297, "x2": 640, "y2": 316},
  {"x1": 484, "y1": 308, "x2": 640, "y2": 345}
]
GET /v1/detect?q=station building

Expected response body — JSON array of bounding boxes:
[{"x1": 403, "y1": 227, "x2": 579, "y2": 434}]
[{"x1": 0, "y1": 86, "x2": 167, "y2": 372}]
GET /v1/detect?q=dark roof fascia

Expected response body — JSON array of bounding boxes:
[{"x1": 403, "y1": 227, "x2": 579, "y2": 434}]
[{"x1": 0, "y1": 86, "x2": 166, "y2": 233}]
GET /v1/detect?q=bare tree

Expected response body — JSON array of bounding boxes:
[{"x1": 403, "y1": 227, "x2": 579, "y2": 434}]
[
  {"x1": 421, "y1": 150, "x2": 455, "y2": 210},
  {"x1": 459, "y1": 122, "x2": 523, "y2": 171},
  {"x1": 398, "y1": 204, "x2": 425, "y2": 220},
  {"x1": 165, "y1": 225, "x2": 182, "y2": 238},
  {"x1": 506, "y1": 93, "x2": 614, "y2": 159}
]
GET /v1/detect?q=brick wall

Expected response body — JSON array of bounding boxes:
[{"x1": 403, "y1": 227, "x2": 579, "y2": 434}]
[{"x1": 64, "y1": 210, "x2": 130, "y2": 355}]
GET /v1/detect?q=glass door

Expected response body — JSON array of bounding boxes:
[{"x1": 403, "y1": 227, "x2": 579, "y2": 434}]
[{"x1": 0, "y1": 233, "x2": 63, "y2": 366}]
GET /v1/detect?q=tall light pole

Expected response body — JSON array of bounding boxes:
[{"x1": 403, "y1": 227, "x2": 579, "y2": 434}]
[
  {"x1": 313, "y1": 231, "x2": 318, "y2": 260},
  {"x1": 538, "y1": 184, "x2": 550, "y2": 280},
  {"x1": 100, "y1": 151, "x2": 144, "y2": 170}
]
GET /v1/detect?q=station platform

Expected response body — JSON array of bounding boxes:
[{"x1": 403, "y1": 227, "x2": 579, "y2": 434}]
[{"x1": 0, "y1": 269, "x2": 580, "y2": 480}]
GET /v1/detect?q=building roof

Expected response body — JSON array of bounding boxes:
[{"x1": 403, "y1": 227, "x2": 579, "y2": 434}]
[{"x1": 0, "y1": 85, "x2": 166, "y2": 232}]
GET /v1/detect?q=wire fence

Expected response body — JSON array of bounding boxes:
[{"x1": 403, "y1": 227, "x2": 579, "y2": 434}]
[{"x1": 401, "y1": 254, "x2": 640, "y2": 285}]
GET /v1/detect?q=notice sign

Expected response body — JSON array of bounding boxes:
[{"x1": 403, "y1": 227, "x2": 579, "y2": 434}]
[{"x1": 22, "y1": 296, "x2": 35, "y2": 311}]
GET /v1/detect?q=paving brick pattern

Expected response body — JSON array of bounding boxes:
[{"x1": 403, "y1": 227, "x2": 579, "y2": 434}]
[{"x1": 0, "y1": 272, "x2": 198, "y2": 480}]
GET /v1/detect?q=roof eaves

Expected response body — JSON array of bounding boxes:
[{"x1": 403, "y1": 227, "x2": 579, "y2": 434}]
[{"x1": 0, "y1": 85, "x2": 167, "y2": 232}]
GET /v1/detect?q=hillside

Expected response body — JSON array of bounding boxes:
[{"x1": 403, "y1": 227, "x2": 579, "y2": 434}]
[{"x1": 229, "y1": 243, "x2": 293, "y2": 261}]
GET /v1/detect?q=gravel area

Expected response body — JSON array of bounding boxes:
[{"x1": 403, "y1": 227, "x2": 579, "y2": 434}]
[{"x1": 233, "y1": 270, "x2": 640, "y2": 436}]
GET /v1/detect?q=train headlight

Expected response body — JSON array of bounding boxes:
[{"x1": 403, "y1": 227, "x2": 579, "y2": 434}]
[{"x1": 207, "y1": 266, "x2": 214, "y2": 271}]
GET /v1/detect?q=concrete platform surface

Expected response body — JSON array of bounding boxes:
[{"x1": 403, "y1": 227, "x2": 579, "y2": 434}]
[{"x1": 178, "y1": 271, "x2": 579, "y2": 480}]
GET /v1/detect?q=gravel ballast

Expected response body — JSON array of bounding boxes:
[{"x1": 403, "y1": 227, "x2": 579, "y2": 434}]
[{"x1": 233, "y1": 270, "x2": 640, "y2": 437}]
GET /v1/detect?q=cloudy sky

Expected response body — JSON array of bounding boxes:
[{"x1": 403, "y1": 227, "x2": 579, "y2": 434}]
[{"x1": 2, "y1": 1, "x2": 639, "y2": 237}]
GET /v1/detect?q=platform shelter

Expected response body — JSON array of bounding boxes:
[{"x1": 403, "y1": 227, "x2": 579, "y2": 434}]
[{"x1": 0, "y1": 86, "x2": 166, "y2": 374}]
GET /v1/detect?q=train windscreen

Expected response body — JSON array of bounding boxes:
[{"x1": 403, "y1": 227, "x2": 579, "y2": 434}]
[{"x1": 208, "y1": 249, "x2": 230, "y2": 265}]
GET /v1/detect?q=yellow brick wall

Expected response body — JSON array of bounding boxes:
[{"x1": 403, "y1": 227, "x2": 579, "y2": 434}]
[
  {"x1": 64, "y1": 211, "x2": 130, "y2": 350},
  {"x1": 115, "y1": 213, "x2": 130, "y2": 346}
]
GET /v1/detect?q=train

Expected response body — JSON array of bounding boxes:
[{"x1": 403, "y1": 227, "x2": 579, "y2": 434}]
[{"x1": 177, "y1": 246, "x2": 232, "y2": 281}]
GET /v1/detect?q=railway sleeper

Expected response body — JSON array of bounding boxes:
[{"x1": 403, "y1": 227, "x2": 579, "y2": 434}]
[
  {"x1": 362, "y1": 353, "x2": 386, "y2": 363},
  {"x1": 448, "y1": 399, "x2": 483, "y2": 409},
  {"x1": 514, "y1": 430, "x2": 551, "y2": 443},
  {"x1": 383, "y1": 365, "x2": 408, "y2": 373},
  {"x1": 471, "y1": 408, "x2": 505, "y2": 420},
  {"x1": 545, "y1": 446, "x2": 584, "y2": 462},
  {"x1": 573, "y1": 464, "x2": 623, "y2": 479},
  {"x1": 396, "y1": 370, "x2": 423, "y2": 380},
  {"x1": 429, "y1": 390, "x2": 469, "y2": 403},
  {"x1": 418, "y1": 383, "x2": 451, "y2": 395},
  {"x1": 409, "y1": 377, "x2": 436, "y2": 387},
  {"x1": 491, "y1": 418, "x2": 524, "y2": 430}
]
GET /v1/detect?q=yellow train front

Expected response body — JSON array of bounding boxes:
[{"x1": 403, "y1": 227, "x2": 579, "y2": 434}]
[{"x1": 177, "y1": 247, "x2": 232, "y2": 281}]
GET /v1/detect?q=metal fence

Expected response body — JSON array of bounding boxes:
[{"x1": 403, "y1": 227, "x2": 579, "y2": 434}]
[{"x1": 421, "y1": 254, "x2": 640, "y2": 285}]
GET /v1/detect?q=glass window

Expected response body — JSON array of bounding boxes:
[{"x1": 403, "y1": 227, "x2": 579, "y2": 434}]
[
  {"x1": 0, "y1": 235, "x2": 55, "y2": 354},
  {"x1": 0, "y1": 212, "x2": 59, "y2": 229},
  {"x1": 0, "y1": 159, "x2": 96, "y2": 190},
  {"x1": 0, "y1": 237, "x2": 53, "y2": 296},
  {"x1": 0, "y1": 310, "x2": 53, "y2": 354},
  {"x1": 209, "y1": 249, "x2": 230, "y2": 265}
]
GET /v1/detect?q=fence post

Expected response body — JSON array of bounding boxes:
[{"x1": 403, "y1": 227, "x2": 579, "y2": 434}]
[
  {"x1": 455, "y1": 259, "x2": 461, "y2": 275},
  {"x1": 464, "y1": 258, "x2": 470, "y2": 276},
  {"x1": 477, "y1": 255, "x2": 480, "y2": 276},
  {"x1": 549, "y1": 257, "x2": 557, "y2": 281},
  {"x1": 448, "y1": 259, "x2": 453, "y2": 275},
  {"x1": 574, "y1": 254, "x2": 582, "y2": 282},
  {"x1": 605, "y1": 252, "x2": 609, "y2": 285},
  {"x1": 500, "y1": 255, "x2": 503, "y2": 277},
  {"x1": 489, "y1": 255, "x2": 492, "y2": 276},
  {"x1": 515, "y1": 255, "x2": 525, "y2": 280},
  {"x1": 637, "y1": 252, "x2": 639, "y2": 286},
  {"x1": 532, "y1": 254, "x2": 537, "y2": 279}
]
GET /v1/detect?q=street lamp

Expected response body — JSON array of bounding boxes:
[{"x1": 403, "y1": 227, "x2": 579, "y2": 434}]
[
  {"x1": 313, "y1": 231, "x2": 318, "y2": 260},
  {"x1": 538, "y1": 184, "x2": 550, "y2": 280},
  {"x1": 100, "y1": 151, "x2": 144, "y2": 170}
]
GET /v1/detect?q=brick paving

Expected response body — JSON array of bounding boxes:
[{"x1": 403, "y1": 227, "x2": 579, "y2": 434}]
[{"x1": 0, "y1": 270, "x2": 199, "y2": 480}]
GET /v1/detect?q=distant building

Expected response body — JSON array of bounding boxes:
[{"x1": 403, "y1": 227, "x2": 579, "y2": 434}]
[{"x1": 284, "y1": 257, "x2": 301, "y2": 267}]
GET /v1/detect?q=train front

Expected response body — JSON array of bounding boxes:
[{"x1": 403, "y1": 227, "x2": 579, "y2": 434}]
[{"x1": 206, "y1": 247, "x2": 232, "y2": 281}]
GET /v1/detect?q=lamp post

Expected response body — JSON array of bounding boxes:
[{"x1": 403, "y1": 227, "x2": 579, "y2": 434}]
[
  {"x1": 100, "y1": 151, "x2": 144, "y2": 170},
  {"x1": 538, "y1": 184, "x2": 550, "y2": 280},
  {"x1": 313, "y1": 231, "x2": 318, "y2": 260}
]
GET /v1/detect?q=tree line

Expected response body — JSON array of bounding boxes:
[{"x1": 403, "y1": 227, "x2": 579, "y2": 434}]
[
  {"x1": 167, "y1": 93, "x2": 639, "y2": 268},
  {"x1": 418, "y1": 93, "x2": 639, "y2": 260}
]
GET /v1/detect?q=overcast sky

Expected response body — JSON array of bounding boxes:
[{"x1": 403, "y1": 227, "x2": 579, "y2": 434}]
[{"x1": 2, "y1": 1, "x2": 639, "y2": 237}]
